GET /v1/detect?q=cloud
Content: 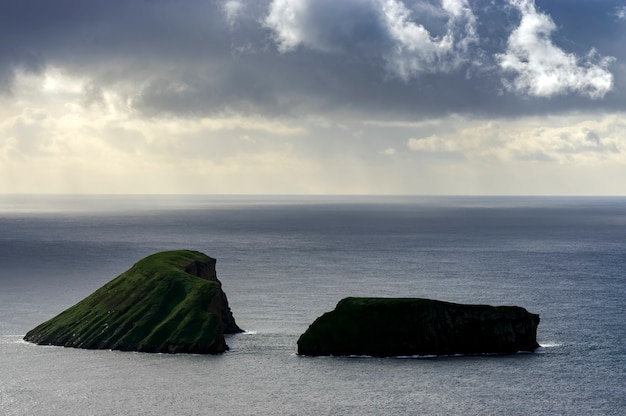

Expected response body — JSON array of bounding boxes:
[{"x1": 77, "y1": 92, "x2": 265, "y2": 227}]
[
  {"x1": 407, "y1": 113, "x2": 626, "y2": 164},
  {"x1": 264, "y1": 0, "x2": 391, "y2": 55},
  {"x1": 264, "y1": 0, "x2": 310, "y2": 52},
  {"x1": 497, "y1": 0, "x2": 614, "y2": 99},
  {"x1": 0, "y1": 0, "x2": 624, "y2": 124},
  {"x1": 264, "y1": 0, "x2": 478, "y2": 79},
  {"x1": 381, "y1": 0, "x2": 477, "y2": 79},
  {"x1": 223, "y1": 0, "x2": 245, "y2": 29},
  {"x1": 0, "y1": 69, "x2": 319, "y2": 194},
  {"x1": 3, "y1": 66, "x2": 626, "y2": 195},
  {"x1": 617, "y1": 6, "x2": 626, "y2": 21},
  {"x1": 261, "y1": 0, "x2": 620, "y2": 107}
]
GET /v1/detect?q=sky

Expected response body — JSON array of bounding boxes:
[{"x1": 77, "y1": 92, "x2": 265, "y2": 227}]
[{"x1": 1, "y1": 0, "x2": 625, "y2": 195}]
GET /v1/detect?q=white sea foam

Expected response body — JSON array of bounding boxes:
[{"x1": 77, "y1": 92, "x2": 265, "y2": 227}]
[
  {"x1": 0, "y1": 335, "x2": 29, "y2": 345},
  {"x1": 395, "y1": 354, "x2": 440, "y2": 359},
  {"x1": 539, "y1": 341, "x2": 562, "y2": 348}
]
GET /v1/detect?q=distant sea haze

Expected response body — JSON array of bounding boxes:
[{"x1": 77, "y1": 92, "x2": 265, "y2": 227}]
[{"x1": 1, "y1": 195, "x2": 625, "y2": 415}]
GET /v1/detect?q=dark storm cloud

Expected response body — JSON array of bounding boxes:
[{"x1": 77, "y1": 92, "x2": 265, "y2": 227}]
[
  {"x1": 0, "y1": 1, "x2": 231, "y2": 80},
  {"x1": 1, "y1": 0, "x2": 624, "y2": 119}
]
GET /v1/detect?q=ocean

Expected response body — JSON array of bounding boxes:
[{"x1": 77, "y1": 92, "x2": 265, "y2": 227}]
[{"x1": 1, "y1": 195, "x2": 625, "y2": 415}]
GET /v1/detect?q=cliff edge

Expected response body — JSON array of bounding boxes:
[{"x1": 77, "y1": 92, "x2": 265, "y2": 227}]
[
  {"x1": 297, "y1": 297, "x2": 539, "y2": 357},
  {"x1": 24, "y1": 250, "x2": 242, "y2": 354}
]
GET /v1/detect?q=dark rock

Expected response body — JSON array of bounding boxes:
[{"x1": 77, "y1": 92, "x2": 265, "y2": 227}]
[{"x1": 297, "y1": 297, "x2": 539, "y2": 357}]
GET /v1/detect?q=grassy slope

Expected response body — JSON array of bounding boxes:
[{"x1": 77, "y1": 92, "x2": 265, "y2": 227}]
[{"x1": 25, "y1": 250, "x2": 228, "y2": 354}]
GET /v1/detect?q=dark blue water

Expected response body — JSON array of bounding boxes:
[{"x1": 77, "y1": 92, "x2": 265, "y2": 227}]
[{"x1": 1, "y1": 195, "x2": 625, "y2": 415}]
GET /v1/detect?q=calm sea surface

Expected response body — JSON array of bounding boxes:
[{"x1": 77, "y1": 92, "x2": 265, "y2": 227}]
[{"x1": 1, "y1": 195, "x2": 625, "y2": 415}]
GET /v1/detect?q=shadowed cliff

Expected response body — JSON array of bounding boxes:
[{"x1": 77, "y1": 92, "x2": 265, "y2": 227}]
[
  {"x1": 297, "y1": 297, "x2": 539, "y2": 357},
  {"x1": 24, "y1": 250, "x2": 242, "y2": 354}
]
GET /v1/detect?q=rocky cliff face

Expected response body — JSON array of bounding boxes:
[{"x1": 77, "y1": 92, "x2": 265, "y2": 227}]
[
  {"x1": 24, "y1": 250, "x2": 242, "y2": 354},
  {"x1": 297, "y1": 297, "x2": 539, "y2": 357},
  {"x1": 183, "y1": 256, "x2": 241, "y2": 334}
]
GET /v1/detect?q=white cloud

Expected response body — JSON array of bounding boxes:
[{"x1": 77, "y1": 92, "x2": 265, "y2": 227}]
[
  {"x1": 369, "y1": 0, "x2": 479, "y2": 79},
  {"x1": 407, "y1": 114, "x2": 626, "y2": 165},
  {"x1": 223, "y1": 0, "x2": 244, "y2": 29},
  {"x1": 264, "y1": 0, "x2": 478, "y2": 78},
  {"x1": 616, "y1": 6, "x2": 626, "y2": 21},
  {"x1": 4, "y1": 69, "x2": 626, "y2": 195},
  {"x1": 382, "y1": 0, "x2": 448, "y2": 79},
  {"x1": 497, "y1": 0, "x2": 614, "y2": 99},
  {"x1": 408, "y1": 134, "x2": 460, "y2": 153},
  {"x1": 0, "y1": 70, "x2": 313, "y2": 193},
  {"x1": 382, "y1": 0, "x2": 478, "y2": 81},
  {"x1": 264, "y1": 0, "x2": 310, "y2": 52}
]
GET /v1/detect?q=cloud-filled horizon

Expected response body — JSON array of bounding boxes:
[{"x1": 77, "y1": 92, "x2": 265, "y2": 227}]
[{"x1": 1, "y1": 0, "x2": 625, "y2": 195}]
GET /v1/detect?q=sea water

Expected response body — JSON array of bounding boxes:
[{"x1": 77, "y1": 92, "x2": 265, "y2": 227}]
[{"x1": 1, "y1": 195, "x2": 625, "y2": 415}]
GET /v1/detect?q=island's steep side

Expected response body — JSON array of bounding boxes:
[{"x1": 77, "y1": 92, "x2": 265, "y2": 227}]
[
  {"x1": 24, "y1": 250, "x2": 242, "y2": 354},
  {"x1": 297, "y1": 297, "x2": 539, "y2": 357}
]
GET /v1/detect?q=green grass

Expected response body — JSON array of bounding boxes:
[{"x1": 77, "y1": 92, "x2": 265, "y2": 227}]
[{"x1": 24, "y1": 250, "x2": 232, "y2": 354}]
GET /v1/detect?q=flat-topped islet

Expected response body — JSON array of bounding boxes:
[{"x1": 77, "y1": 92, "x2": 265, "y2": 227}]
[{"x1": 297, "y1": 297, "x2": 539, "y2": 357}]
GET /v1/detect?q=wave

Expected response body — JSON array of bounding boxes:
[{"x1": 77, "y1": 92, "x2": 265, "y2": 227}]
[
  {"x1": 0, "y1": 335, "x2": 29, "y2": 345},
  {"x1": 539, "y1": 341, "x2": 562, "y2": 348}
]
